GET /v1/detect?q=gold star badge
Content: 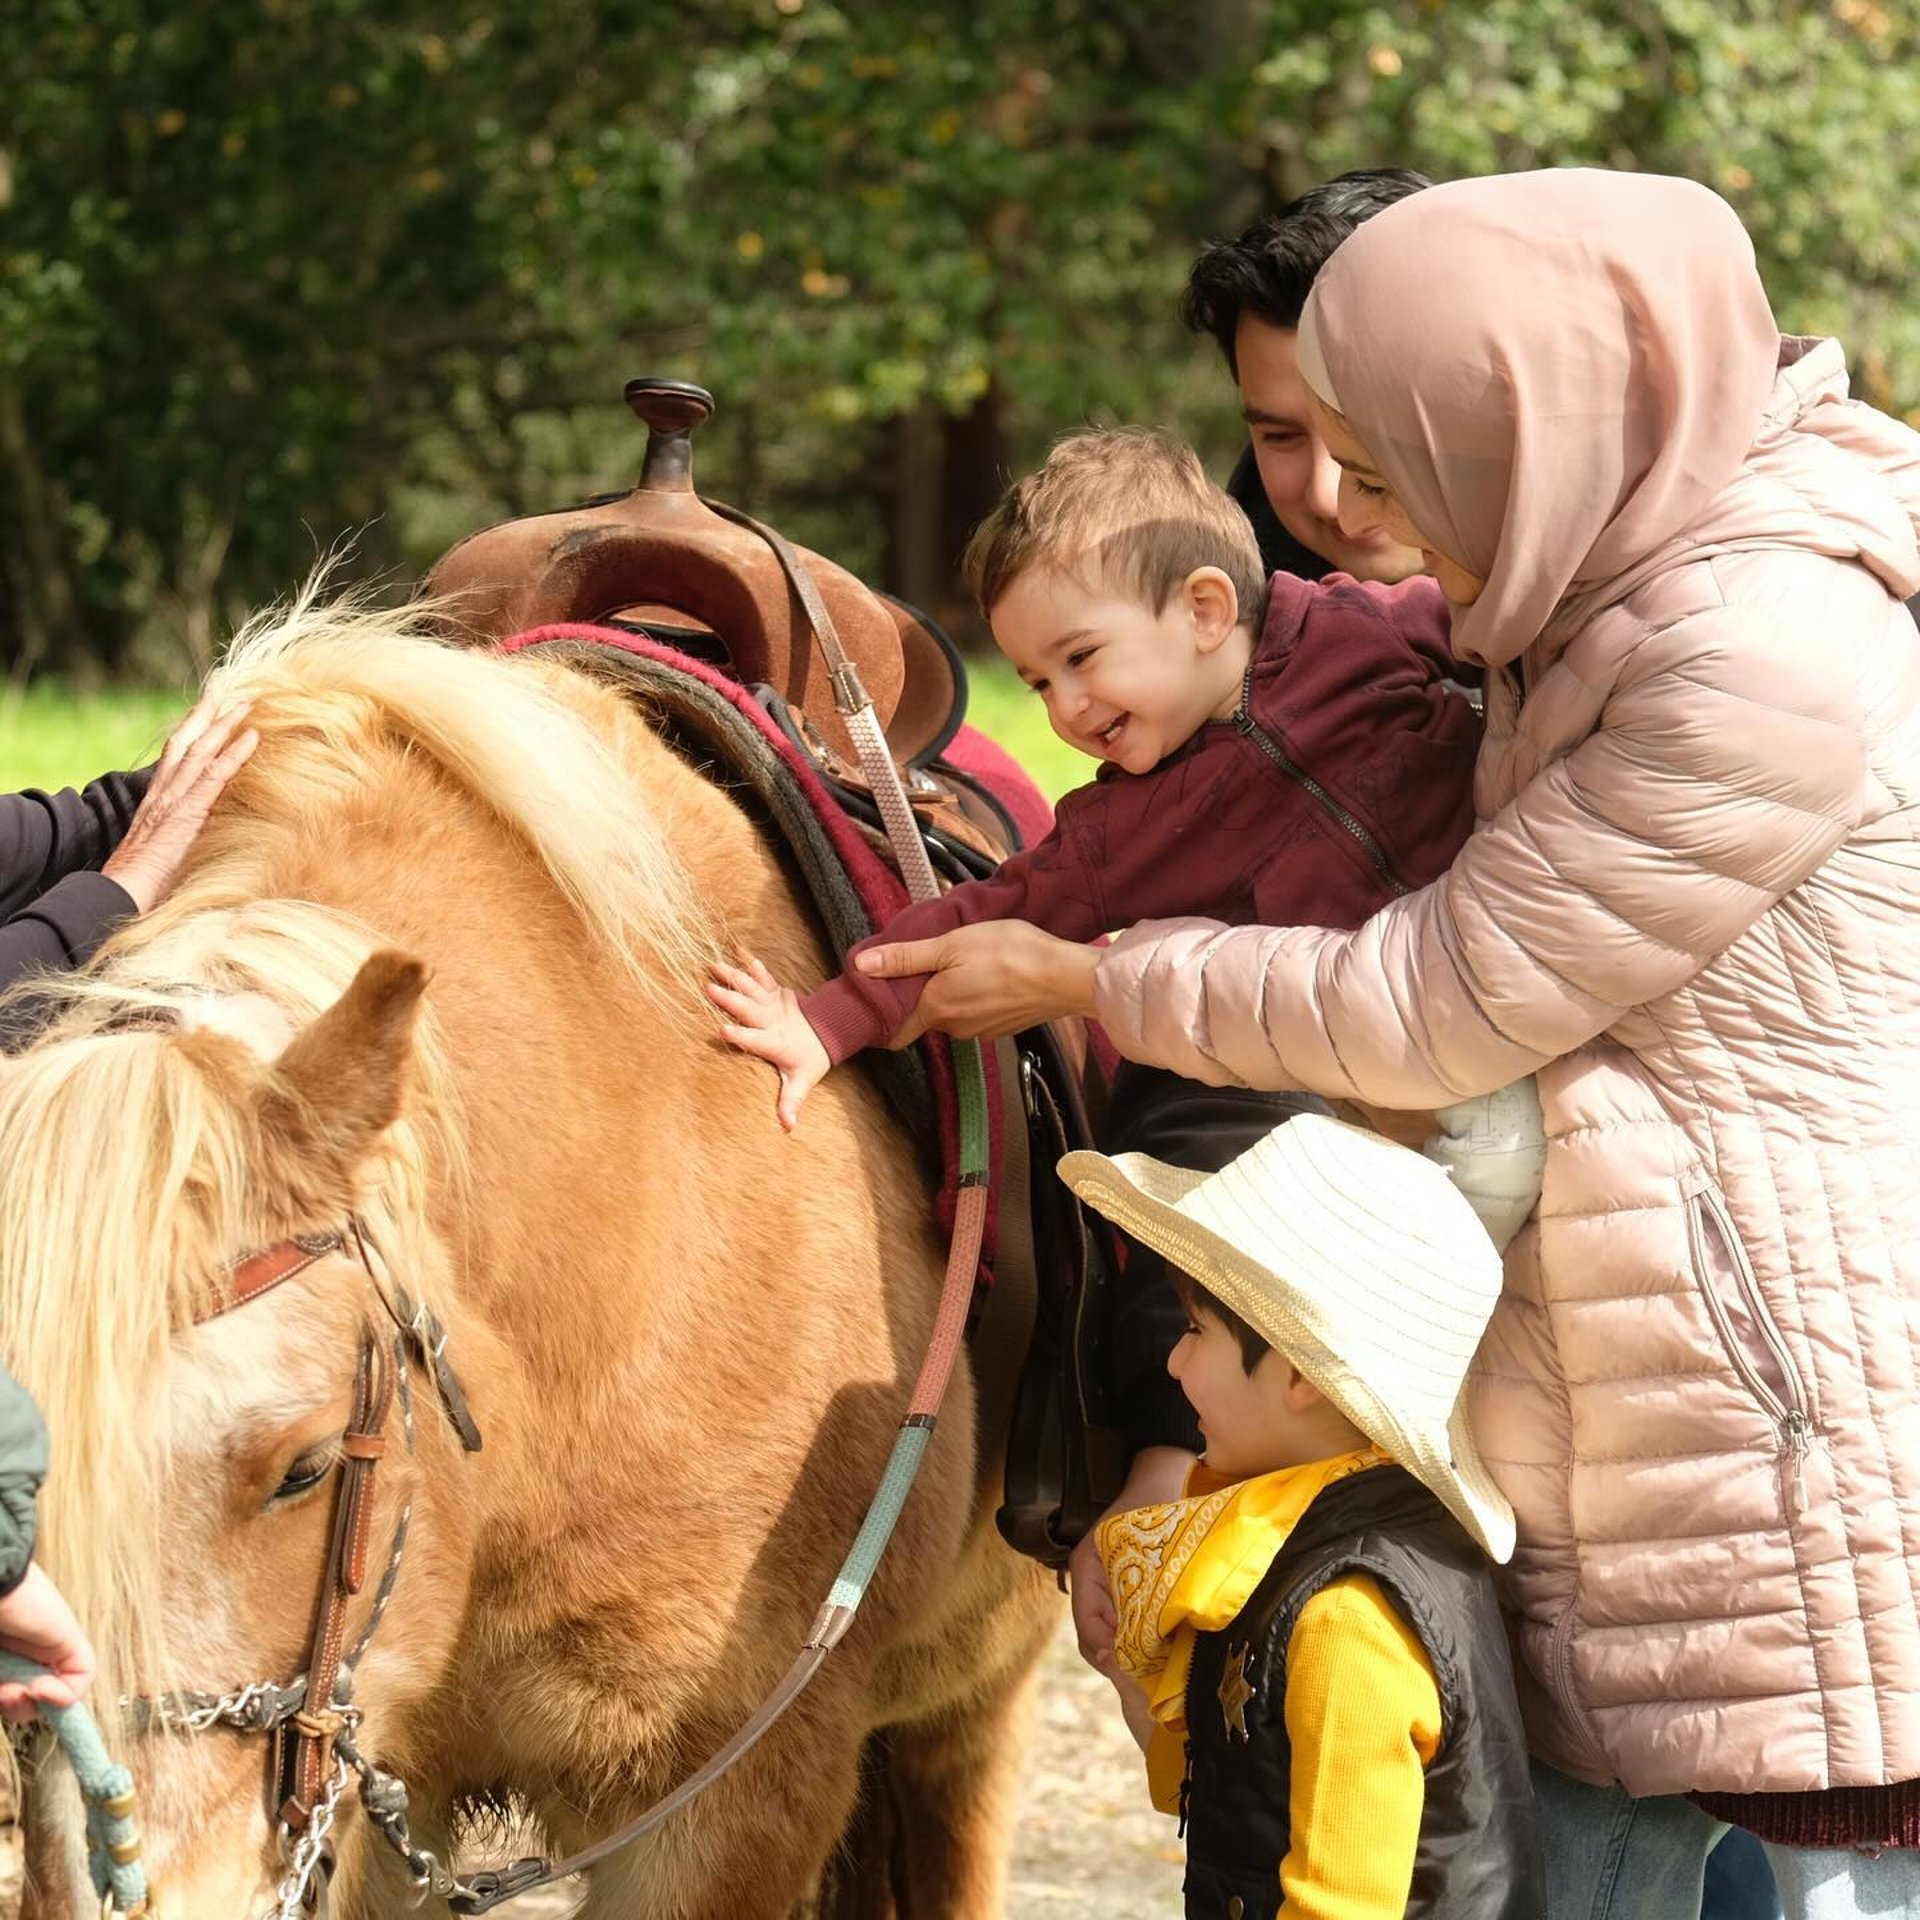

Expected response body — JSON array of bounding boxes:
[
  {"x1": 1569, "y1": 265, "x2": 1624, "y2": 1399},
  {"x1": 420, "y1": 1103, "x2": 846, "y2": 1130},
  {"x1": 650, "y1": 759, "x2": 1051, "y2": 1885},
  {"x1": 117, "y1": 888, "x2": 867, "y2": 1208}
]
[{"x1": 1218, "y1": 1642, "x2": 1256, "y2": 1741}]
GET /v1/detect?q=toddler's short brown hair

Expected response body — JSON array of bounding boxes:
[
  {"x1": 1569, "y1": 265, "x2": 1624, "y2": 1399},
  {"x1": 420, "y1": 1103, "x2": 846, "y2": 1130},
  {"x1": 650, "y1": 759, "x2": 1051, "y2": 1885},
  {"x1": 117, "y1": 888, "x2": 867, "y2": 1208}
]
[{"x1": 962, "y1": 427, "x2": 1266, "y2": 622}]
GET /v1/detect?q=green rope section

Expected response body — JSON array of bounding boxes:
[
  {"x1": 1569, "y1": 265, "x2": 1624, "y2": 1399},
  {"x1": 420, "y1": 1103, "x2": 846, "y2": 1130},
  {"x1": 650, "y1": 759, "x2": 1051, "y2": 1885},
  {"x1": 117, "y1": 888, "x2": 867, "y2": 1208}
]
[{"x1": 954, "y1": 1035, "x2": 991, "y2": 1179}]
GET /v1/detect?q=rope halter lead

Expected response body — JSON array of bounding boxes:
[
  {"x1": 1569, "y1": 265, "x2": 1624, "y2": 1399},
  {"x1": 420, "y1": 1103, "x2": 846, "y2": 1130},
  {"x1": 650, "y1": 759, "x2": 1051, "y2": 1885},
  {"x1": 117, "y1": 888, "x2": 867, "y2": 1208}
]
[{"x1": 0, "y1": 1649, "x2": 148, "y2": 1915}]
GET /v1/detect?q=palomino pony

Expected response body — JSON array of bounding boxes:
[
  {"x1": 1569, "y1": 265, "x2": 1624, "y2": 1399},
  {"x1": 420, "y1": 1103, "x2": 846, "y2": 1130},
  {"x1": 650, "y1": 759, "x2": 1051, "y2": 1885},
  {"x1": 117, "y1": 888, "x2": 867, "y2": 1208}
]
[{"x1": 0, "y1": 593, "x2": 1057, "y2": 1916}]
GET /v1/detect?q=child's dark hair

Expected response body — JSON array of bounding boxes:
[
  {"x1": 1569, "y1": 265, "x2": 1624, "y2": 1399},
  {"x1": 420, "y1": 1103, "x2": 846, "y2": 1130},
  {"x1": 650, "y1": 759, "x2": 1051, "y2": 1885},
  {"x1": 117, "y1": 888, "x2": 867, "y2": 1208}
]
[
  {"x1": 1171, "y1": 1267, "x2": 1269, "y2": 1376},
  {"x1": 1181, "y1": 168, "x2": 1432, "y2": 376}
]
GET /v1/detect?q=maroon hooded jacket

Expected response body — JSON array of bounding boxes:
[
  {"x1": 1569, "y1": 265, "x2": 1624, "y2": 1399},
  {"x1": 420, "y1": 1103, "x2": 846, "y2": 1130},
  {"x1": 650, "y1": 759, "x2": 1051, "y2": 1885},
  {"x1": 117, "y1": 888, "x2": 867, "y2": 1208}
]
[{"x1": 803, "y1": 570, "x2": 1481, "y2": 1062}]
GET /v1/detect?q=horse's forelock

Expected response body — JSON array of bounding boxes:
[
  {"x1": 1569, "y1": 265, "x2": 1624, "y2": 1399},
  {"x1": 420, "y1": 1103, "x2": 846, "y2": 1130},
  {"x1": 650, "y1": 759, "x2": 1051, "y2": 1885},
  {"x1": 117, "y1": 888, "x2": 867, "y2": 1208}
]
[
  {"x1": 0, "y1": 1007, "x2": 255, "y2": 1701},
  {"x1": 0, "y1": 907, "x2": 458, "y2": 1706}
]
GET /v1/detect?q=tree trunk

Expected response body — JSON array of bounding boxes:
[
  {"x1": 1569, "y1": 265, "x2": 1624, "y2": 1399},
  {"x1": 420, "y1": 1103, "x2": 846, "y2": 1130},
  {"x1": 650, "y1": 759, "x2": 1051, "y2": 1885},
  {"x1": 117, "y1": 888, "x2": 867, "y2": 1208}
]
[
  {"x1": 883, "y1": 384, "x2": 1008, "y2": 650},
  {"x1": 0, "y1": 378, "x2": 86, "y2": 683}
]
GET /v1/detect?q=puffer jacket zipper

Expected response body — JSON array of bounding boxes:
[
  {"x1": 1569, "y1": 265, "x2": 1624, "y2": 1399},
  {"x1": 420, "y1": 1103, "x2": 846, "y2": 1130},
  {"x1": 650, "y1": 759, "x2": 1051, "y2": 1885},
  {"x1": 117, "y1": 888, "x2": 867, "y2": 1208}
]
[
  {"x1": 1543, "y1": 1600, "x2": 1612, "y2": 1778},
  {"x1": 1228, "y1": 672, "x2": 1411, "y2": 899},
  {"x1": 1684, "y1": 1173, "x2": 1813, "y2": 1502}
]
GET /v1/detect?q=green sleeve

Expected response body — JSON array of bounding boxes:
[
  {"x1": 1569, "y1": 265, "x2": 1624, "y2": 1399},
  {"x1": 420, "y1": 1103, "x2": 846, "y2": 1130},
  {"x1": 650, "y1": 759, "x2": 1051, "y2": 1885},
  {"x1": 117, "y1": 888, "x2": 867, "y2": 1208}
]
[{"x1": 0, "y1": 1366, "x2": 48, "y2": 1595}]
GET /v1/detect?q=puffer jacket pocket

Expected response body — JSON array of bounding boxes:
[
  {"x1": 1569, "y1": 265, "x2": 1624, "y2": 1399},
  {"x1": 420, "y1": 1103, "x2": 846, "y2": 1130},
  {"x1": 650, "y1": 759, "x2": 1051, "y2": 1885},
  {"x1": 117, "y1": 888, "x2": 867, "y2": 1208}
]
[{"x1": 1682, "y1": 1168, "x2": 1813, "y2": 1506}]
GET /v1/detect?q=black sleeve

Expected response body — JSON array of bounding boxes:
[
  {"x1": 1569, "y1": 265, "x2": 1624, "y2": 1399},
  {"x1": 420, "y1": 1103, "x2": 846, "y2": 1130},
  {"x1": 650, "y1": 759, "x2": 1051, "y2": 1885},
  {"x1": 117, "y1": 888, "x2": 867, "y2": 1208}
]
[
  {"x1": 0, "y1": 872, "x2": 139, "y2": 994},
  {"x1": 0, "y1": 767, "x2": 154, "y2": 919},
  {"x1": 1099, "y1": 1062, "x2": 1332, "y2": 1457},
  {"x1": 0, "y1": 767, "x2": 152, "y2": 1012}
]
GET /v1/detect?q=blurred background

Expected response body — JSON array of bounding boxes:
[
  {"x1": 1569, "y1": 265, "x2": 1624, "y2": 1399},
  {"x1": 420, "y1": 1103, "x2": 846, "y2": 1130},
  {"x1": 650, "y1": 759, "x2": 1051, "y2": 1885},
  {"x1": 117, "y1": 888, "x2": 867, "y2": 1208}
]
[{"x1": 6, "y1": 0, "x2": 1920, "y2": 786}]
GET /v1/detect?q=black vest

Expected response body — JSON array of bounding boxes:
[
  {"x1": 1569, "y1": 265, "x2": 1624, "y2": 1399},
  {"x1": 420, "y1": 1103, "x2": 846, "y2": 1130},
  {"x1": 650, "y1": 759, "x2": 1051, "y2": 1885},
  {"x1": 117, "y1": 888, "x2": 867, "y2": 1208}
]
[{"x1": 1181, "y1": 1465, "x2": 1543, "y2": 1919}]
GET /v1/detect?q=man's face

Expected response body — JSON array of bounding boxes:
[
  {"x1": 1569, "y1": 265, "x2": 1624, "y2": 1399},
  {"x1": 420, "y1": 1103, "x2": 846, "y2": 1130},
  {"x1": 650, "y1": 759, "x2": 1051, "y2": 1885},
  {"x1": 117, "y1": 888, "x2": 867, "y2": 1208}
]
[{"x1": 1235, "y1": 314, "x2": 1424, "y2": 584}]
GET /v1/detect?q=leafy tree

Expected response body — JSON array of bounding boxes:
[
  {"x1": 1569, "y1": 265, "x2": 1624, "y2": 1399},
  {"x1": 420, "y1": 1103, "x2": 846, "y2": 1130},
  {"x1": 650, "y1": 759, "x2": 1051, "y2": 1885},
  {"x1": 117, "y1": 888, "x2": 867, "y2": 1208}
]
[{"x1": 4, "y1": 0, "x2": 1917, "y2": 678}]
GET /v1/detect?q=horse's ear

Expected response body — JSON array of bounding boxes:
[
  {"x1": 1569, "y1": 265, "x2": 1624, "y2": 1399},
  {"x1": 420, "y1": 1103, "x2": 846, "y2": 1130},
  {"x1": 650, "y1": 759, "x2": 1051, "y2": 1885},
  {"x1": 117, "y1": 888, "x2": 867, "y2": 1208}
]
[{"x1": 257, "y1": 950, "x2": 430, "y2": 1201}]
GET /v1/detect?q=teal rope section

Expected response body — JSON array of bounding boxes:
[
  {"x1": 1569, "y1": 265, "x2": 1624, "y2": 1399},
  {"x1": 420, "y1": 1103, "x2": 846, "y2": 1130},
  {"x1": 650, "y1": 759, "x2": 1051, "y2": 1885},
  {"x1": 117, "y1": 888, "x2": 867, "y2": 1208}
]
[
  {"x1": 825, "y1": 1422, "x2": 933, "y2": 1613},
  {"x1": 0, "y1": 1650, "x2": 147, "y2": 1912}
]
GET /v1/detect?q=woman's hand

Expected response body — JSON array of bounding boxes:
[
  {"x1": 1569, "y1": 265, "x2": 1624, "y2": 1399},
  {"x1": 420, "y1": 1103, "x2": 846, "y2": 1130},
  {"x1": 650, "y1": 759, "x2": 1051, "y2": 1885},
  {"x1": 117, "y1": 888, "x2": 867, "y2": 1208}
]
[
  {"x1": 102, "y1": 692, "x2": 258, "y2": 915},
  {"x1": 854, "y1": 920, "x2": 1101, "y2": 1045},
  {"x1": 708, "y1": 953, "x2": 832, "y2": 1130},
  {"x1": 0, "y1": 1564, "x2": 96, "y2": 1723}
]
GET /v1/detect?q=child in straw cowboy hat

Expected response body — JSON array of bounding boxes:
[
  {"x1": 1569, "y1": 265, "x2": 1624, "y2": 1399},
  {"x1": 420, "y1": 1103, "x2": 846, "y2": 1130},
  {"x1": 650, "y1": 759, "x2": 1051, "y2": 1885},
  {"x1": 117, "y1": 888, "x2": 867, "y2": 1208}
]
[{"x1": 1063, "y1": 1114, "x2": 1543, "y2": 1919}]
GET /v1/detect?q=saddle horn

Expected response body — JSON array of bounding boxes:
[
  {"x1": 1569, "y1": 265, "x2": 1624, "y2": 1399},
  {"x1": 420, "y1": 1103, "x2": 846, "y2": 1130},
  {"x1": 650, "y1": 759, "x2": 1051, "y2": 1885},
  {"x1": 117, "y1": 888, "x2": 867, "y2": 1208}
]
[{"x1": 424, "y1": 377, "x2": 964, "y2": 769}]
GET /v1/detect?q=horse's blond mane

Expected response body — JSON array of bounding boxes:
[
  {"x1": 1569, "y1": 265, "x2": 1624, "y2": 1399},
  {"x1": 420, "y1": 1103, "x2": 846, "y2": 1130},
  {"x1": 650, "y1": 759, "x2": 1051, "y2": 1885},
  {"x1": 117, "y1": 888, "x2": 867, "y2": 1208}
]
[{"x1": 0, "y1": 584, "x2": 715, "y2": 1705}]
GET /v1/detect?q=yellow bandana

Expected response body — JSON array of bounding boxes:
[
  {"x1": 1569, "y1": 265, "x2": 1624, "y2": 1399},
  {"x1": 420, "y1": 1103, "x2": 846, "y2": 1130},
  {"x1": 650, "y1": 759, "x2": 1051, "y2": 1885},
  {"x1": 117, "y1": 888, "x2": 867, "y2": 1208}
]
[{"x1": 1097, "y1": 1445, "x2": 1390, "y2": 1811}]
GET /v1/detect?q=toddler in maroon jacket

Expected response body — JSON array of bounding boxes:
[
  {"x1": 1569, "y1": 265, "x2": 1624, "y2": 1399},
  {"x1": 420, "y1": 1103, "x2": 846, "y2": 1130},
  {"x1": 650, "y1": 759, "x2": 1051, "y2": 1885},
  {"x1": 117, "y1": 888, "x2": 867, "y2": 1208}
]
[{"x1": 710, "y1": 428, "x2": 1541, "y2": 1241}]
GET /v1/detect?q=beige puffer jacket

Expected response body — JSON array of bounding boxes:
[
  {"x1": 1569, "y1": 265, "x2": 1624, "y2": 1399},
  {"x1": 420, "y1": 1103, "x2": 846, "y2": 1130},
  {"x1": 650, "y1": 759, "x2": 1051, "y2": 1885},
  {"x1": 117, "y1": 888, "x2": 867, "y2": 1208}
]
[{"x1": 1094, "y1": 339, "x2": 1920, "y2": 1796}]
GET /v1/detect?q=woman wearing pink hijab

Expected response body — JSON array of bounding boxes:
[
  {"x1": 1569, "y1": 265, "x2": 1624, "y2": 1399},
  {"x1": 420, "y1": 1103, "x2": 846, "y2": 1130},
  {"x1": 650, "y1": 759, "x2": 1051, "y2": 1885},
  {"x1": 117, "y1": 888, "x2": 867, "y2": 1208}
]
[{"x1": 859, "y1": 170, "x2": 1920, "y2": 1917}]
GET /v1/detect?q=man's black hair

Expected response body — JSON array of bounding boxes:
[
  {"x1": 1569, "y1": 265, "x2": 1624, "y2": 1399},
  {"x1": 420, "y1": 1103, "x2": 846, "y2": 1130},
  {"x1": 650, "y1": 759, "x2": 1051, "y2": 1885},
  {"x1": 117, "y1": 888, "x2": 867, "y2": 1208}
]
[
  {"x1": 1170, "y1": 1266, "x2": 1270, "y2": 1377},
  {"x1": 1182, "y1": 168, "x2": 1432, "y2": 376}
]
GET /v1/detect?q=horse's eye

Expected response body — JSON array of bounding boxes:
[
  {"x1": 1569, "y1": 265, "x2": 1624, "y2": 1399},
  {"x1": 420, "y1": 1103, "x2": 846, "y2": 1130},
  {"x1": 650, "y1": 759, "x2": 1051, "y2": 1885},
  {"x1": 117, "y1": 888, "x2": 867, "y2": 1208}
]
[{"x1": 270, "y1": 1445, "x2": 340, "y2": 1506}]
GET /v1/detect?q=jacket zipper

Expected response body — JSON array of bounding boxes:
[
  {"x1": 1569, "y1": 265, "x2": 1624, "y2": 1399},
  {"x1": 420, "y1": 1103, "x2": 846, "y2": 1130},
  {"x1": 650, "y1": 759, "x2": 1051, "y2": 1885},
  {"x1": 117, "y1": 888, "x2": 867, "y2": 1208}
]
[
  {"x1": 1684, "y1": 1174, "x2": 1813, "y2": 1501},
  {"x1": 1229, "y1": 684, "x2": 1411, "y2": 899},
  {"x1": 1543, "y1": 1601, "x2": 1610, "y2": 1777}
]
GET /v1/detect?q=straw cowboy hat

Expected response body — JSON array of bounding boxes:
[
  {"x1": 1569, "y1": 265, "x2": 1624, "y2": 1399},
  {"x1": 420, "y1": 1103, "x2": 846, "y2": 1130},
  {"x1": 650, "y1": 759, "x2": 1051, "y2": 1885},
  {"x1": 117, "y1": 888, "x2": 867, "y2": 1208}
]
[{"x1": 1061, "y1": 1114, "x2": 1516, "y2": 1561}]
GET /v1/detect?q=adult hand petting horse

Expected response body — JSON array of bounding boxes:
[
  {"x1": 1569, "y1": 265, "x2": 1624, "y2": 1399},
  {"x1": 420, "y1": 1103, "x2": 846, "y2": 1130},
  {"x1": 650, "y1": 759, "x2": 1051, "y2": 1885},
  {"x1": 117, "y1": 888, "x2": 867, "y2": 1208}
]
[
  {"x1": 100, "y1": 690, "x2": 257, "y2": 915},
  {"x1": 0, "y1": 1565, "x2": 96, "y2": 1723},
  {"x1": 854, "y1": 918, "x2": 1100, "y2": 1044}
]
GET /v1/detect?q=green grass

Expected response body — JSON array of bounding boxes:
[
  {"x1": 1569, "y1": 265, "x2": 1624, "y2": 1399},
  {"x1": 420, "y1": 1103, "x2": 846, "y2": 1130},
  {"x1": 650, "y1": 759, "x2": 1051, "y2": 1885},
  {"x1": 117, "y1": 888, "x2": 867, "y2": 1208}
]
[
  {"x1": 2, "y1": 659, "x2": 1088, "y2": 807},
  {"x1": 1, "y1": 684, "x2": 190, "y2": 792}
]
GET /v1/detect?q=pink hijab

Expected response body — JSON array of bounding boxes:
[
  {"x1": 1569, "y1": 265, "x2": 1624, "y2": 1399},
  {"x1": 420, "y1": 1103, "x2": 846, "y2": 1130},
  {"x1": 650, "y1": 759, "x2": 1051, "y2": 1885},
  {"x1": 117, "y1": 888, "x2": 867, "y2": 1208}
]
[{"x1": 1295, "y1": 169, "x2": 1782, "y2": 668}]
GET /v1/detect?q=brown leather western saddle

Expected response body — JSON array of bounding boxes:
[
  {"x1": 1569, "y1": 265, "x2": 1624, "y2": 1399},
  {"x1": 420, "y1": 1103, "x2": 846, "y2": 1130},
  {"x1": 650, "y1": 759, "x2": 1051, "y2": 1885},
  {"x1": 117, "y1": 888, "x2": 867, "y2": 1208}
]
[
  {"x1": 426, "y1": 380, "x2": 1127, "y2": 1570},
  {"x1": 430, "y1": 381, "x2": 961, "y2": 772}
]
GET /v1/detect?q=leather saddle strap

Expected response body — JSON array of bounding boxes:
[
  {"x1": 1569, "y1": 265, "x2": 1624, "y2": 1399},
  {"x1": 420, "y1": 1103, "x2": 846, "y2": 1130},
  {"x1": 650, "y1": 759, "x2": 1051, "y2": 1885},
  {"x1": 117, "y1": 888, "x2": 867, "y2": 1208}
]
[
  {"x1": 707, "y1": 501, "x2": 940, "y2": 900},
  {"x1": 706, "y1": 501, "x2": 859, "y2": 696},
  {"x1": 969, "y1": 1037, "x2": 1038, "y2": 1486},
  {"x1": 280, "y1": 1325, "x2": 392, "y2": 1830}
]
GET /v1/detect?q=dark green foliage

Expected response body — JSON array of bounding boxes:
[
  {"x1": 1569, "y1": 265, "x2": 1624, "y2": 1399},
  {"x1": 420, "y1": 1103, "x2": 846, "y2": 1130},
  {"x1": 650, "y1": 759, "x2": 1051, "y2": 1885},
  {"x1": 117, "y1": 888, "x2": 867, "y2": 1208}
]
[{"x1": 4, "y1": 0, "x2": 1916, "y2": 675}]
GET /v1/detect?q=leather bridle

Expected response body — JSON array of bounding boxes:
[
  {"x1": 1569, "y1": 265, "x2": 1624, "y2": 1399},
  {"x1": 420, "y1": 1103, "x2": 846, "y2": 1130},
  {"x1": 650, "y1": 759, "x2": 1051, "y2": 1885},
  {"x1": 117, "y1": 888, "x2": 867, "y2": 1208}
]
[{"x1": 131, "y1": 1224, "x2": 483, "y2": 1919}]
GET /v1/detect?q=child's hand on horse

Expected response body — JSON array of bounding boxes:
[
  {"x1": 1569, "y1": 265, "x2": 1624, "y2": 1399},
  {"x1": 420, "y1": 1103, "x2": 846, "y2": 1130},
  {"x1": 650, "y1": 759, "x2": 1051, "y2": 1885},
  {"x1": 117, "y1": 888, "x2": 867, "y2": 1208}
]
[{"x1": 709, "y1": 953, "x2": 830, "y2": 1131}]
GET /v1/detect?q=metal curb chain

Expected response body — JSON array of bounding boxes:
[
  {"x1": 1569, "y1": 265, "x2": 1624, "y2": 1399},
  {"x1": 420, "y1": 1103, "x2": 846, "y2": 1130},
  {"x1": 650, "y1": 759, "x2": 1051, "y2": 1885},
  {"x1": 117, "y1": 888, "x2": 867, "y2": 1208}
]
[{"x1": 264, "y1": 1732, "x2": 354, "y2": 1920}]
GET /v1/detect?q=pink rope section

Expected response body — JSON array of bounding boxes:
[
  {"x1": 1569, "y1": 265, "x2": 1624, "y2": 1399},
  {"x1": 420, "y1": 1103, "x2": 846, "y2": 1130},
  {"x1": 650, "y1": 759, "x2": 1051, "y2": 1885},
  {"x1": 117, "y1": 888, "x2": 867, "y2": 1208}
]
[{"x1": 906, "y1": 1180, "x2": 990, "y2": 1418}]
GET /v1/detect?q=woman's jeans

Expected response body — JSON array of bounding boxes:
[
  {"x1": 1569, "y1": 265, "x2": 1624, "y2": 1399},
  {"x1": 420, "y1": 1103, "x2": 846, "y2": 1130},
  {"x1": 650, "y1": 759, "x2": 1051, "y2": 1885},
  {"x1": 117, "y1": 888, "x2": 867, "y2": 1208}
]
[
  {"x1": 1762, "y1": 1843, "x2": 1920, "y2": 1919},
  {"x1": 1534, "y1": 1761, "x2": 1724, "y2": 1918}
]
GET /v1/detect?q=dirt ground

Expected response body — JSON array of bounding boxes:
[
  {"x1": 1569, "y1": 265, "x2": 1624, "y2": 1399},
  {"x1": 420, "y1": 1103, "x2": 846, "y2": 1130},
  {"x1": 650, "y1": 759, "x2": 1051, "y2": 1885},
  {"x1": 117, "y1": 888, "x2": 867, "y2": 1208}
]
[{"x1": 509, "y1": 1614, "x2": 1184, "y2": 1916}]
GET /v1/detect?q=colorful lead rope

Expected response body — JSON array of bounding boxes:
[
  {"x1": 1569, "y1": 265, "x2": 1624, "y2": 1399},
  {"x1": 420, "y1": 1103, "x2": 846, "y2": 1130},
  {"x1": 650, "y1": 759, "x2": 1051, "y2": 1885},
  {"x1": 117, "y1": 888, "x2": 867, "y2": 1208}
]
[
  {"x1": 821, "y1": 1040, "x2": 989, "y2": 1617},
  {"x1": 0, "y1": 1650, "x2": 147, "y2": 1913}
]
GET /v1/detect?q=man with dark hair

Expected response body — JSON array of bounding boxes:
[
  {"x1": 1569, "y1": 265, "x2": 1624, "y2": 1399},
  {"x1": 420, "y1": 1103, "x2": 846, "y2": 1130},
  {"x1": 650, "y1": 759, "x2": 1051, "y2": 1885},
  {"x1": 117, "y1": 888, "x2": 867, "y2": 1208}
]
[{"x1": 1182, "y1": 168, "x2": 1431, "y2": 582}]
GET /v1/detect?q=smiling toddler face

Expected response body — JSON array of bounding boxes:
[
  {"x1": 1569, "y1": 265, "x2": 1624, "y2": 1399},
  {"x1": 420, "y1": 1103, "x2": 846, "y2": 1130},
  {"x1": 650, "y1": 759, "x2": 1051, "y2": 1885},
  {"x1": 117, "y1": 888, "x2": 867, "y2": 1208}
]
[{"x1": 991, "y1": 559, "x2": 1246, "y2": 776}]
